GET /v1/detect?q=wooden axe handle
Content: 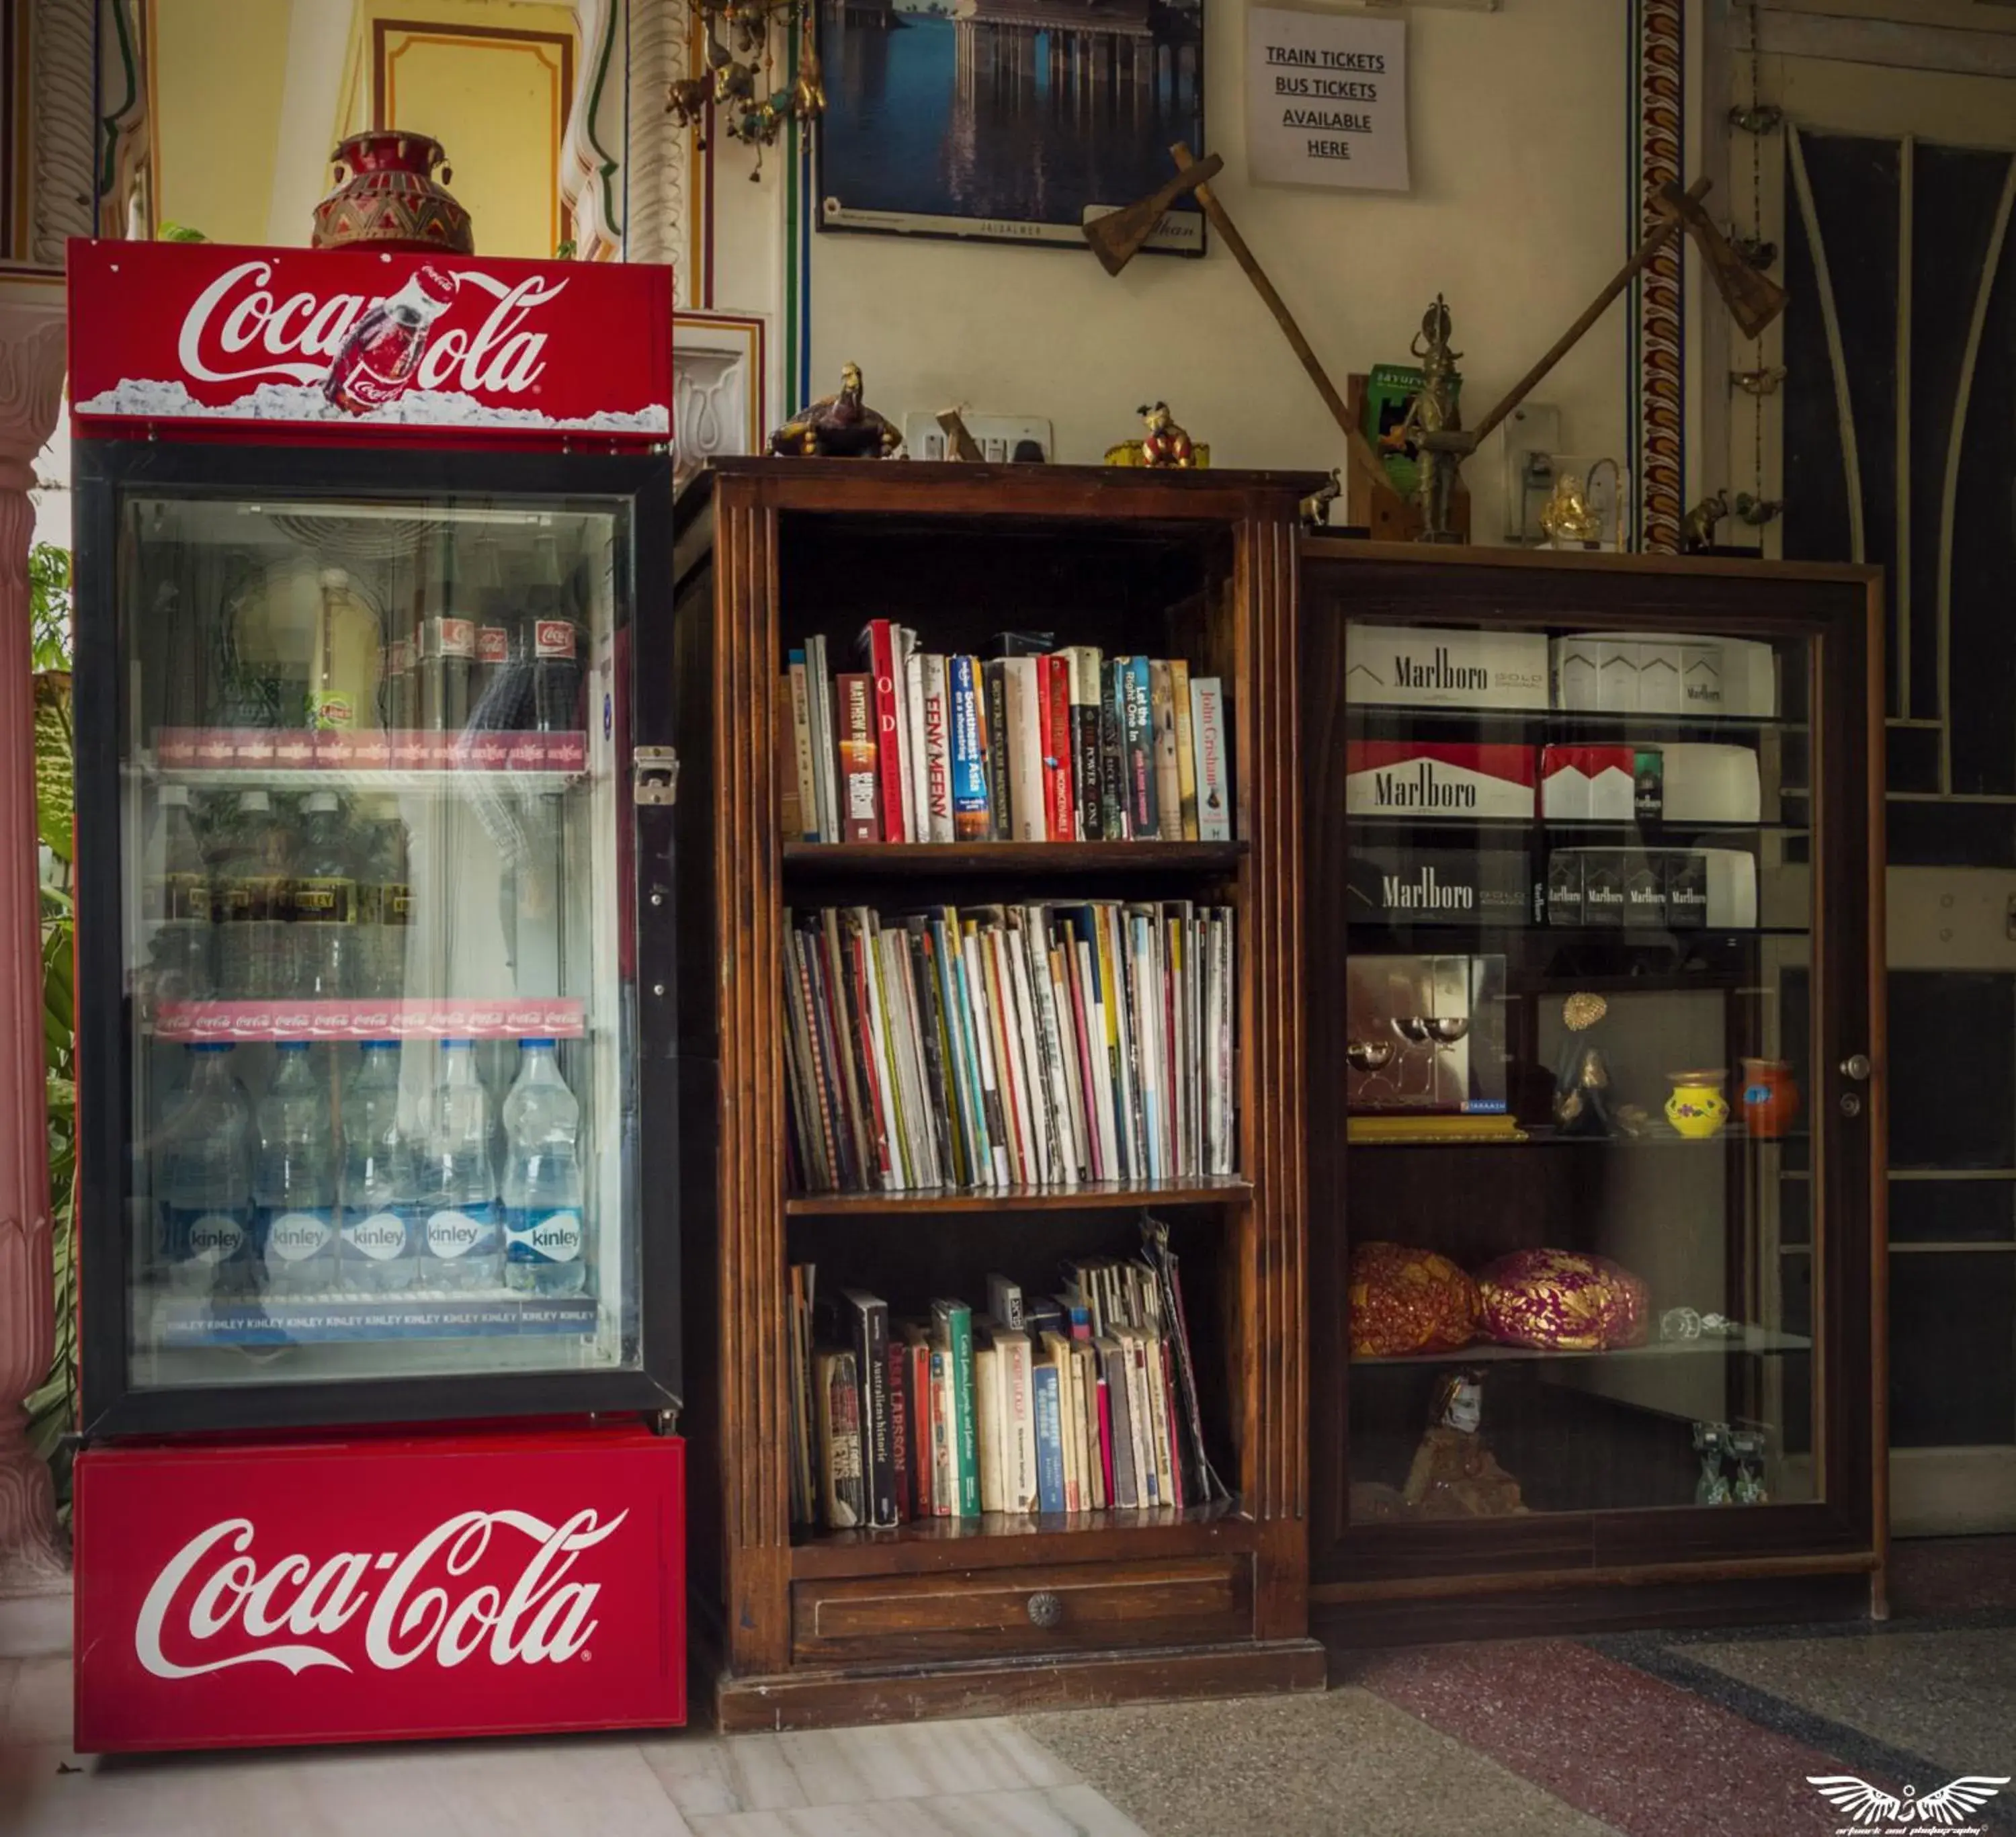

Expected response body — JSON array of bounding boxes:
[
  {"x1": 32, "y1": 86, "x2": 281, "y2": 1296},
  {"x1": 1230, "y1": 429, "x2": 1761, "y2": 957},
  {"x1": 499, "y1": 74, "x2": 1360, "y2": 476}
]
[
  {"x1": 1469, "y1": 176, "x2": 1712, "y2": 449},
  {"x1": 1170, "y1": 141, "x2": 1357, "y2": 445}
]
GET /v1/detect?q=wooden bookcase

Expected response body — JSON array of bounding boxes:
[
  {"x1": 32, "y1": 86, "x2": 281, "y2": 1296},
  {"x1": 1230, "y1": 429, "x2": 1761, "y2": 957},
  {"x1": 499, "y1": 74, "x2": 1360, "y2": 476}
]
[
  {"x1": 672, "y1": 459, "x2": 1329, "y2": 1729},
  {"x1": 1298, "y1": 541, "x2": 1888, "y2": 1646}
]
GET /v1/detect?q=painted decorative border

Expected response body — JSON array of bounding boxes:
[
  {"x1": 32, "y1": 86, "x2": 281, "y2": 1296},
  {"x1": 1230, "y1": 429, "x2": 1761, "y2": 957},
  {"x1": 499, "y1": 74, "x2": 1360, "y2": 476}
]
[
  {"x1": 673, "y1": 306, "x2": 771, "y2": 478},
  {"x1": 1630, "y1": 0, "x2": 1685, "y2": 553}
]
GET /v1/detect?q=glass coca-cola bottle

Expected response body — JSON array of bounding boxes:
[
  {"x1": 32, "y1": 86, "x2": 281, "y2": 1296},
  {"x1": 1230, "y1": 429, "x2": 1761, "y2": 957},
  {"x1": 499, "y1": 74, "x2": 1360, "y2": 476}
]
[
  {"x1": 416, "y1": 529, "x2": 472, "y2": 734},
  {"x1": 527, "y1": 533, "x2": 582, "y2": 735}
]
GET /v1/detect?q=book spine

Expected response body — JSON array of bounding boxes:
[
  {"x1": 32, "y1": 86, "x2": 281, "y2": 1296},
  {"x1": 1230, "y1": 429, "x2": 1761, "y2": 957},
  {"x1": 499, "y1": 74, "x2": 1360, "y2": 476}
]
[
  {"x1": 901, "y1": 630, "x2": 927, "y2": 845},
  {"x1": 862, "y1": 618, "x2": 909, "y2": 843},
  {"x1": 1032, "y1": 1363, "x2": 1065, "y2": 1514},
  {"x1": 836, "y1": 673, "x2": 880, "y2": 843},
  {"x1": 1064, "y1": 646, "x2": 1103, "y2": 842},
  {"x1": 1150, "y1": 659, "x2": 1182, "y2": 841},
  {"x1": 1104, "y1": 1339, "x2": 1138, "y2": 1508},
  {"x1": 942, "y1": 1301, "x2": 981, "y2": 1516},
  {"x1": 909, "y1": 1338, "x2": 933, "y2": 1516},
  {"x1": 1191, "y1": 676, "x2": 1230, "y2": 842},
  {"x1": 788, "y1": 654, "x2": 818, "y2": 844},
  {"x1": 1122, "y1": 656, "x2": 1157, "y2": 837},
  {"x1": 1095, "y1": 1357, "x2": 1115, "y2": 1510},
  {"x1": 815, "y1": 1349, "x2": 866, "y2": 1530},
  {"x1": 1169, "y1": 658, "x2": 1198, "y2": 841},
  {"x1": 921, "y1": 652, "x2": 954, "y2": 843},
  {"x1": 1002, "y1": 657, "x2": 1046, "y2": 842},
  {"x1": 948, "y1": 654, "x2": 992, "y2": 841},
  {"x1": 975, "y1": 1343, "x2": 1004, "y2": 1514},
  {"x1": 778, "y1": 673, "x2": 803, "y2": 843},
  {"x1": 888, "y1": 1335, "x2": 911, "y2": 1523},
  {"x1": 806, "y1": 636, "x2": 836, "y2": 845},
  {"x1": 1003, "y1": 1335, "x2": 1038, "y2": 1512},
  {"x1": 1041, "y1": 654, "x2": 1077, "y2": 841},
  {"x1": 929, "y1": 1344, "x2": 954, "y2": 1515},
  {"x1": 984, "y1": 660, "x2": 1014, "y2": 841},
  {"x1": 849, "y1": 1295, "x2": 897, "y2": 1528},
  {"x1": 1098, "y1": 660, "x2": 1129, "y2": 841}
]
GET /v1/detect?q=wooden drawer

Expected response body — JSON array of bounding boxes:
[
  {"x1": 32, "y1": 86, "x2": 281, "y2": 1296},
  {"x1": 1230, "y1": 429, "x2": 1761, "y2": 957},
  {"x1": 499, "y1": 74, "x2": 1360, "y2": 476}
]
[{"x1": 792, "y1": 1555, "x2": 1254, "y2": 1665}]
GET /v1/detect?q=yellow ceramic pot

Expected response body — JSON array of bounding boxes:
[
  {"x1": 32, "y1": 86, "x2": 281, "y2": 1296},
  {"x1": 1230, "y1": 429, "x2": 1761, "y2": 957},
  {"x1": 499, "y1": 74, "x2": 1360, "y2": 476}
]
[{"x1": 1665, "y1": 1069, "x2": 1730, "y2": 1139}]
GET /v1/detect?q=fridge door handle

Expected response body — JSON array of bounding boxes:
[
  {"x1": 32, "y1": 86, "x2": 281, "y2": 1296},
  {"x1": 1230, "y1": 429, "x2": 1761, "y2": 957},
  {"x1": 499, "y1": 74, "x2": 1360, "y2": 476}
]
[{"x1": 633, "y1": 745, "x2": 680, "y2": 806}]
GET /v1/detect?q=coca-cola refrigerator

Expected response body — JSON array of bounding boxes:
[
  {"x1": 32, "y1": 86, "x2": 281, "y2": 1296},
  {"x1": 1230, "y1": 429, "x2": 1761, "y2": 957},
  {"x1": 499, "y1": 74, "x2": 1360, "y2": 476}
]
[{"x1": 63, "y1": 239, "x2": 687, "y2": 1751}]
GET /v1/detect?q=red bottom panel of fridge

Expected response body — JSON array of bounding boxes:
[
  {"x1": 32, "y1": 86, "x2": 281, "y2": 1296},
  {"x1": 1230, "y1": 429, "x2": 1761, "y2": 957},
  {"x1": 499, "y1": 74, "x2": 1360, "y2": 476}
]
[{"x1": 73, "y1": 1426, "x2": 685, "y2": 1752}]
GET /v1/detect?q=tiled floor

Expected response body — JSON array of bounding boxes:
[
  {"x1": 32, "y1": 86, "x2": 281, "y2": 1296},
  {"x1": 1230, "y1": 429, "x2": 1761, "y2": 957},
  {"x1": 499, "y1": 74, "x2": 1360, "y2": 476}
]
[{"x1": 5, "y1": 1538, "x2": 2013, "y2": 1836}]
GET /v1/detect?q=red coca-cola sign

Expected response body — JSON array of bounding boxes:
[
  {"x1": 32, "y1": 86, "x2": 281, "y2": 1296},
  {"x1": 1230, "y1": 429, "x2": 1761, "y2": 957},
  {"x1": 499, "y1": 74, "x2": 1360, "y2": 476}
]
[
  {"x1": 75, "y1": 1428, "x2": 685, "y2": 1750},
  {"x1": 67, "y1": 239, "x2": 671, "y2": 445}
]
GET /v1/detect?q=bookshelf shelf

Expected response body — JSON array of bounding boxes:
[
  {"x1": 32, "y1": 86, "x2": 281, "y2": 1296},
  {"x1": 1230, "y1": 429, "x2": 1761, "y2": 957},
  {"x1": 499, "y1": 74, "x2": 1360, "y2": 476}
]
[
  {"x1": 790, "y1": 1500, "x2": 1251, "y2": 1579},
  {"x1": 786, "y1": 1176, "x2": 1253, "y2": 1215},
  {"x1": 678, "y1": 458, "x2": 1322, "y2": 1730},
  {"x1": 783, "y1": 841, "x2": 1249, "y2": 874}
]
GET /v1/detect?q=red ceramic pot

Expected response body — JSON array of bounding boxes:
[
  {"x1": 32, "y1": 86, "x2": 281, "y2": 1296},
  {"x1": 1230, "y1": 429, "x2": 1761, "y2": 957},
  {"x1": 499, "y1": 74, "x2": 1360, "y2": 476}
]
[
  {"x1": 312, "y1": 131, "x2": 474, "y2": 254},
  {"x1": 1739, "y1": 1057, "x2": 1800, "y2": 1139}
]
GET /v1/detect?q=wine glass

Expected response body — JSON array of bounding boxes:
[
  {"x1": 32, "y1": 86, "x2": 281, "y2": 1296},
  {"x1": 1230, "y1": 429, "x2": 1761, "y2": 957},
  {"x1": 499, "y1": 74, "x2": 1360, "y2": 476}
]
[
  {"x1": 1347, "y1": 1036, "x2": 1398, "y2": 1106},
  {"x1": 1393, "y1": 1014, "x2": 1470, "y2": 1101}
]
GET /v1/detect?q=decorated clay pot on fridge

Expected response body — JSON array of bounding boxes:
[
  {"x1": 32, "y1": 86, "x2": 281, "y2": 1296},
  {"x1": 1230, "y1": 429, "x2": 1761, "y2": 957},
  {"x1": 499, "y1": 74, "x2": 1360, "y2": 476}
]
[
  {"x1": 1738, "y1": 1057, "x2": 1800, "y2": 1139},
  {"x1": 312, "y1": 131, "x2": 474, "y2": 253},
  {"x1": 1664, "y1": 1068, "x2": 1730, "y2": 1139}
]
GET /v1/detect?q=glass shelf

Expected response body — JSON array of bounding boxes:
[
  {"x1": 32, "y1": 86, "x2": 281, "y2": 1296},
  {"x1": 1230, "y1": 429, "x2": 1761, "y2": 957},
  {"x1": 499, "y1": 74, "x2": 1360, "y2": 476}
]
[
  {"x1": 1350, "y1": 1325, "x2": 1812, "y2": 1365},
  {"x1": 147, "y1": 728, "x2": 589, "y2": 788},
  {"x1": 149, "y1": 997, "x2": 587, "y2": 1044}
]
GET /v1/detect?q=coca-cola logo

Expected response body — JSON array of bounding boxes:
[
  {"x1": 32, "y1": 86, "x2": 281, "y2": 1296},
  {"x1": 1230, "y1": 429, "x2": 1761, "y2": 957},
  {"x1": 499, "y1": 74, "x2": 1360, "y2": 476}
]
[
  {"x1": 535, "y1": 620, "x2": 576, "y2": 660},
  {"x1": 175, "y1": 261, "x2": 564, "y2": 397},
  {"x1": 136, "y1": 1509, "x2": 626, "y2": 1679}
]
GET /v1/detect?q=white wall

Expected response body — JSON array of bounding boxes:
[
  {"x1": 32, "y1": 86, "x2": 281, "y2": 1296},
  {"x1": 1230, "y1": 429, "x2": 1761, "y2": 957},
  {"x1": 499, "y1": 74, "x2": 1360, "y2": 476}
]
[{"x1": 796, "y1": 0, "x2": 1638, "y2": 497}]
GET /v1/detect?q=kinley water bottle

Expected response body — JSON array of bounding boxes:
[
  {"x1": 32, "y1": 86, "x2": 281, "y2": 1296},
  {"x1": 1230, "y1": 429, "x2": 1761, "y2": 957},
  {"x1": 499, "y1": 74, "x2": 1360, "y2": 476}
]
[
  {"x1": 501, "y1": 1038, "x2": 587, "y2": 1297},
  {"x1": 255, "y1": 1042, "x2": 339, "y2": 1292},
  {"x1": 419, "y1": 1039, "x2": 502, "y2": 1289},
  {"x1": 340, "y1": 1040, "x2": 417, "y2": 1291},
  {"x1": 155, "y1": 1043, "x2": 255, "y2": 1294}
]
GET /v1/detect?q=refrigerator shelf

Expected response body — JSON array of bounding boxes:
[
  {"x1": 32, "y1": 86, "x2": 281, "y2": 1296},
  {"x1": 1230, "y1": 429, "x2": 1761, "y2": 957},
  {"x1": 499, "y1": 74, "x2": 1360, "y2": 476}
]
[
  {"x1": 151, "y1": 997, "x2": 588, "y2": 1043},
  {"x1": 150, "y1": 727, "x2": 589, "y2": 786},
  {"x1": 151, "y1": 1292, "x2": 600, "y2": 1347}
]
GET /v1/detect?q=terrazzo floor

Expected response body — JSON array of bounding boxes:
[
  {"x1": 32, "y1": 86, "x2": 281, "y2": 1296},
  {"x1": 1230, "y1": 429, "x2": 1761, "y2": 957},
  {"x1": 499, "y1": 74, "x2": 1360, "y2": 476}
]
[{"x1": 3, "y1": 1538, "x2": 2011, "y2": 1836}]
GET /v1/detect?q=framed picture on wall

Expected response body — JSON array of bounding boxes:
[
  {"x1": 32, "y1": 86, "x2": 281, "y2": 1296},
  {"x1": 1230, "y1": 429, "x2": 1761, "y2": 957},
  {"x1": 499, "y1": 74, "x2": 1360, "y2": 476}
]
[{"x1": 816, "y1": 0, "x2": 1205, "y2": 254}]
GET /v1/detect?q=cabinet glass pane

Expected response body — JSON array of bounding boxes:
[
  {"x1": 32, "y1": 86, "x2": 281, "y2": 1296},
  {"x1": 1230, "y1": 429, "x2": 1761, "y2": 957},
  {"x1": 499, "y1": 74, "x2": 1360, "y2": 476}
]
[
  {"x1": 119, "y1": 492, "x2": 638, "y2": 1389},
  {"x1": 1338, "y1": 615, "x2": 1818, "y2": 1520}
]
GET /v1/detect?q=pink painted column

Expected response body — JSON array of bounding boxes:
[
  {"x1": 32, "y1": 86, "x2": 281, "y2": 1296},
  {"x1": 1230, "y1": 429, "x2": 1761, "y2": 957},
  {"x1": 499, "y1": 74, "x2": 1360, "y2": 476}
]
[{"x1": 0, "y1": 282, "x2": 69, "y2": 1598}]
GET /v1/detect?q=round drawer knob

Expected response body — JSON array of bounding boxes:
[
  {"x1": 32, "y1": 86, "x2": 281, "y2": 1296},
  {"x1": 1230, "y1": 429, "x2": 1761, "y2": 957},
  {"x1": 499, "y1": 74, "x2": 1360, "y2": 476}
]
[{"x1": 1026, "y1": 1590, "x2": 1064, "y2": 1629}]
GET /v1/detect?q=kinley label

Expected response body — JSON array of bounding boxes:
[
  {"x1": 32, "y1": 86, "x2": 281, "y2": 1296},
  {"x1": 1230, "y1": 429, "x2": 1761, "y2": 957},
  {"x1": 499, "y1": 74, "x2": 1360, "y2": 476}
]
[{"x1": 507, "y1": 1207, "x2": 583, "y2": 1264}]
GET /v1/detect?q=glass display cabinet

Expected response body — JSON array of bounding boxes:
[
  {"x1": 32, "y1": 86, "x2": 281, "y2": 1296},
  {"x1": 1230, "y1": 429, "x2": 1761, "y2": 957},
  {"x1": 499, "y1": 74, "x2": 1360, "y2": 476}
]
[{"x1": 1300, "y1": 542, "x2": 1885, "y2": 1643}]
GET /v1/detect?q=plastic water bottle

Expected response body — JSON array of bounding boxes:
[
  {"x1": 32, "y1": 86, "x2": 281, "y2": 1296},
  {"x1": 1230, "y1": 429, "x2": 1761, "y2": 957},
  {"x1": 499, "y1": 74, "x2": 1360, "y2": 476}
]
[
  {"x1": 289, "y1": 791, "x2": 358, "y2": 1000},
  {"x1": 216, "y1": 789, "x2": 290, "y2": 998},
  {"x1": 145, "y1": 784, "x2": 213, "y2": 1004},
  {"x1": 254, "y1": 1042, "x2": 338, "y2": 1293},
  {"x1": 501, "y1": 1039, "x2": 587, "y2": 1297},
  {"x1": 354, "y1": 798, "x2": 411, "y2": 1002},
  {"x1": 339, "y1": 1041, "x2": 417, "y2": 1291},
  {"x1": 419, "y1": 1039, "x2": 502, "y2": 1289},
  {"x1": 155, "y1": 1043, "x2": 255, "y2": 1294}
]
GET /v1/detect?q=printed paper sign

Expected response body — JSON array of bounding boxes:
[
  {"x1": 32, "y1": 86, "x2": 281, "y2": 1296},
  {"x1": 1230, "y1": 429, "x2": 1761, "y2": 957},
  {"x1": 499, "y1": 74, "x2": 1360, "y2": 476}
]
[{"x1": 1247, "y1": 8, "x2": 1409, "y2": 192}]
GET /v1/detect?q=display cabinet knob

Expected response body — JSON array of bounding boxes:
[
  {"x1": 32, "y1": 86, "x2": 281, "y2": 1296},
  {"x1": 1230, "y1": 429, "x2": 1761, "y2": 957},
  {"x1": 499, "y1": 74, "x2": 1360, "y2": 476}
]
[
  {"x1": 1025, "y1": 1590, "x2": 1064, "y2": 1629},
  {"x1": 1840, "y1": 1053, "x2": 1872, "y2": 1081}
]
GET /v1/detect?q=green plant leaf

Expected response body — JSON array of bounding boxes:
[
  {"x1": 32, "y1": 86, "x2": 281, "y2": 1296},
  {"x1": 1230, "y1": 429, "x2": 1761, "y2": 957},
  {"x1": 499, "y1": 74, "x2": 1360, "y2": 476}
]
[{"x1": 32, "y1": 670, "x2": 72, "y2": 865}]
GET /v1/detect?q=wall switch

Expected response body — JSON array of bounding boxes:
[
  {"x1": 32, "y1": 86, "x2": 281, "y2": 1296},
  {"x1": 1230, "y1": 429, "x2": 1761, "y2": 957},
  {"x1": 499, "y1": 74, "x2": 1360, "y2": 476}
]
[{"x1": 902, "y1": 412, "x2": 1053, "y2": 464}]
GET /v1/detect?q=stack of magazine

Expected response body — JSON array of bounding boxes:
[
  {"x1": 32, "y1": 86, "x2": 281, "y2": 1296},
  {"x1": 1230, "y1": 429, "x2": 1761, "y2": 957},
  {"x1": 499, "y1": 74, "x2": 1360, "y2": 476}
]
[
  {"x1": 788, "y1": 1219, "x2": 1230, "y2": 1532},
  {"x1": 784, "y1": 901, "x2": 1238, "y2": 1193}
]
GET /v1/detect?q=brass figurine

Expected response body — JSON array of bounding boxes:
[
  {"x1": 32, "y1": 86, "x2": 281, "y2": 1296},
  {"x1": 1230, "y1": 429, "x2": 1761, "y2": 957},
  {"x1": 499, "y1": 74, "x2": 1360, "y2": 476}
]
[
  {"x1": 769, "y1": 362, "x2": 902, "y2": 459},
  {"x1": 1300, "y1": 470, "x2": 1342, "y2": 531},
  {"x1": 1138, "y1": 401, "x2": 1198, "y2": 468},
  {"x1": 1538, "y1": 470, "x2": 1602, "y2": 548},
  {"x1": 1397, "y1": 296, "x2": 1466, "y2": 543},
  {"x1": 1682, "y1": 490, "x2": 1731, "y2": 553}
]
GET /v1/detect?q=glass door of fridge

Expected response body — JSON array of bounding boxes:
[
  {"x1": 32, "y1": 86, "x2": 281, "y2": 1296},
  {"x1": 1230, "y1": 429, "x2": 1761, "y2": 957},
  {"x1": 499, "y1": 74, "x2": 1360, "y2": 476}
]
[{"x1": 116, "y1": 490, "x2": 642, "y2": 1392}]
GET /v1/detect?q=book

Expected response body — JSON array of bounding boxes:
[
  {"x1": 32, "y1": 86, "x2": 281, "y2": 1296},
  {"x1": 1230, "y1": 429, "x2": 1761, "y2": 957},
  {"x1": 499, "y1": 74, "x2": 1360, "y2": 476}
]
[
  {"x1": 1120, "y1": 657, "x2": 1157, "y2": 836},
  {"x1": 806, "y1": 636, "x2": 837, "y2": 845},
  {"x1": 900, "y1": 1324, "x2": 934, "y2": 1519},
  {"x1": 788, "y1": 652, "x2": 819, "y2": 845},
  {"x1": 814, "y1": 1347, "x2": 866, "y2": 1529},
  {"x1": 983, "y1": 659, "x2": 1014, "y2": 841},
  {"x1": 929, "y1": 1340, "x2": 955, "y2": 1514},
  {"x1": 974, "y1": 1341, "x2": 1005, "y2": 1514},
  {"x1": 778, "y1": 673, "x2": 804, "y2": 843},
  {"x1": 1190, "y1": 676, "x2": 1229, "y2": 842},
  {"x1": 1032, "y1": 1361, "x2": 1066, "y2": 1514},
  {"x1": 986, "y1": 1271, "x2": 1025, "y2": 1330},
  {"x1": 858, "y1": 619, "x2": 909, "y2": 843},
  {"x1": 1099, "y1": 1334, "x2": 1136, "y2": 1508},
  {"x1": 836, "y1": 673, "x2": 880, "y2": 843},
  {"x1": 1150, "y1": 660, "x2": 1183, "y2": 841},
  {"x1": 1042, "y1": 1330, "x2": 1081, "y2": 1512},
  {"x1": 948, "y1": 654, "x2": 992, "y2": 841},
  {"x1": 920, "y1": 652, "x2": 954, "y2": 844},
  {"x1": 842, "y1": 1289, "x2": 898, "y2": 1528},
  {"x1": 1040, "y1": 653, "x2": 1077, "y2": 841},
  {"x1": 1058, "y1": 646, "x2": 1104, "y2": 843},
  {"x1": 902, "y1": 628, "x2": 929, "y2": 845},
  {"x1": 997, "y1": 1328, "x2": 1039, "y2": 1512},
  {"x1": 1000, "y1": 657, "x2": 1046, "y2": 842},
  {"x1": 888, "y1": 1333, "x2": 911, "y2": 1522},
  {"x1": 933, "y1": 1296, "x2": 981, "y2": 1516},
  {"x1": 1169, "y1": 658, "x2": 1198, "y2": 841},
  {"x1": 1097, "y1": 660, "x2": 1129, "y2": 841}
]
